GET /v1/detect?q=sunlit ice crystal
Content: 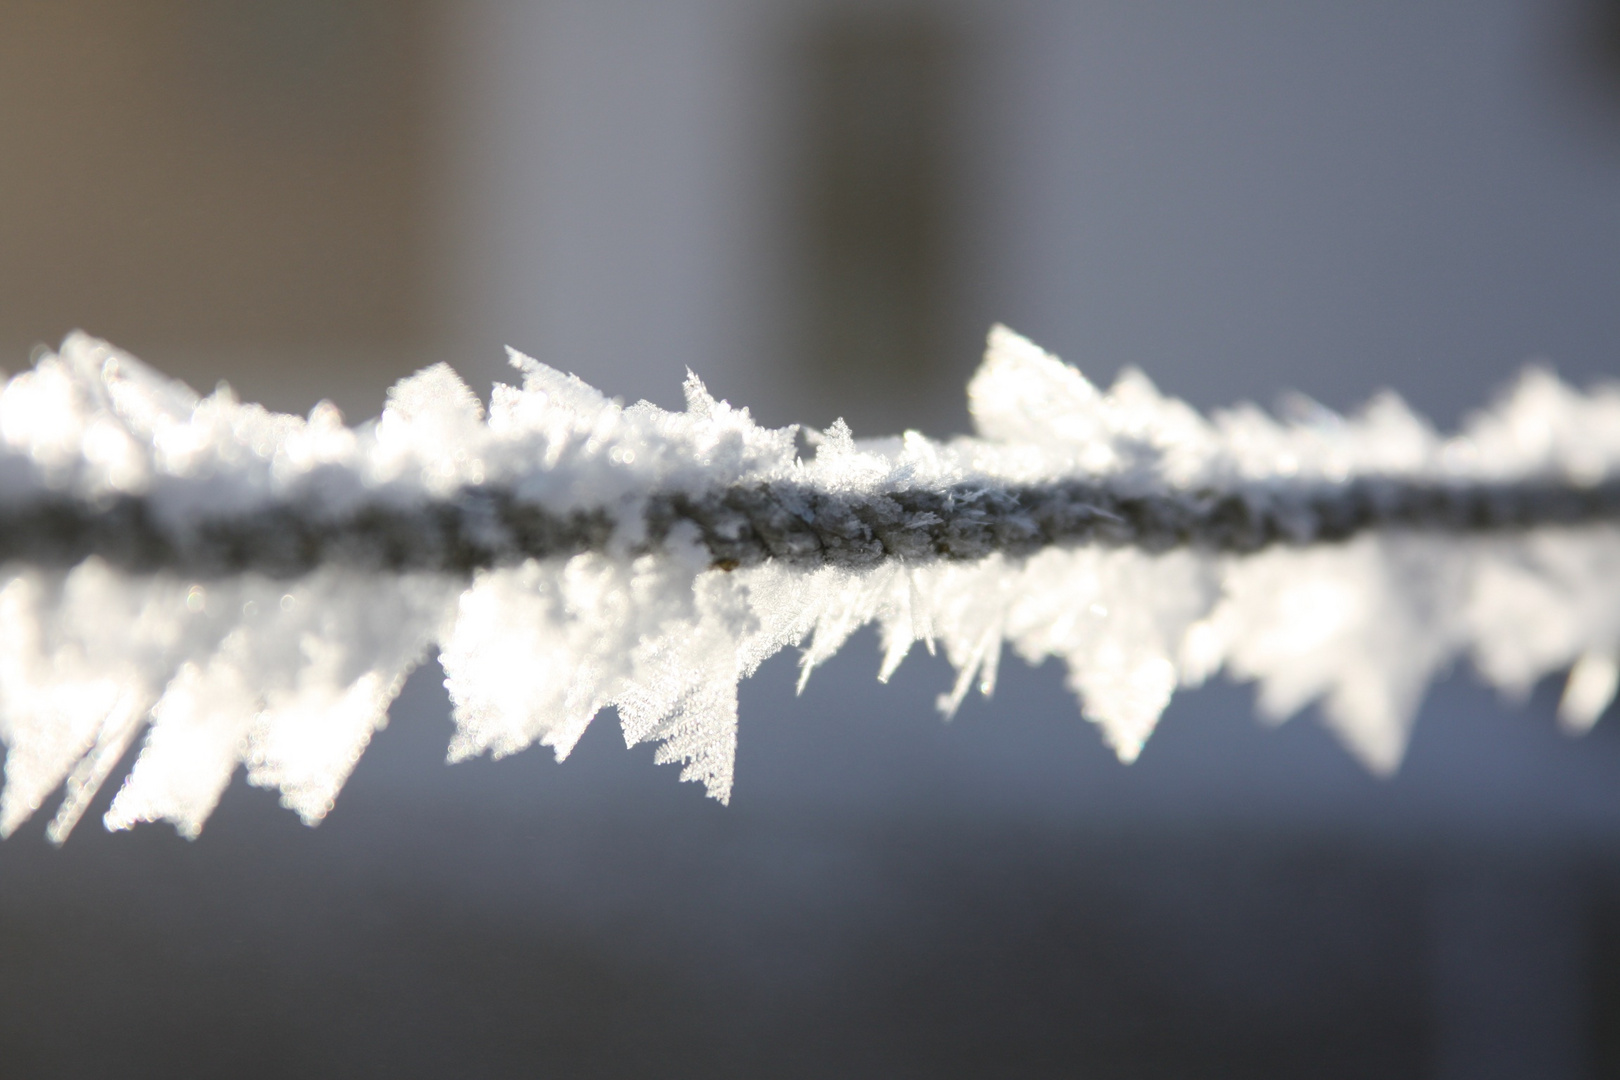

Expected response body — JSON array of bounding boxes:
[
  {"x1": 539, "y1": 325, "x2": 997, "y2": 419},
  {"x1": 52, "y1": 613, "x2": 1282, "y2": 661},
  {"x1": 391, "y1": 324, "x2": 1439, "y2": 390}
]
[{"x1": 0, "y1": 327, "x2": 1617, "y2": 841}]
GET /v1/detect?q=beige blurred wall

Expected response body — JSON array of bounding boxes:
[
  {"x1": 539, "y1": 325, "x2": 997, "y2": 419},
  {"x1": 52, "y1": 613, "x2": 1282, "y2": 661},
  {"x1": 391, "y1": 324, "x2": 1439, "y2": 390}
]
[
  {"x1": 0, "y1": 0, "x2": 985, "y2": 432},
  {"x1": 0, "y1": 1, "x2": 450, "y2": 417}
]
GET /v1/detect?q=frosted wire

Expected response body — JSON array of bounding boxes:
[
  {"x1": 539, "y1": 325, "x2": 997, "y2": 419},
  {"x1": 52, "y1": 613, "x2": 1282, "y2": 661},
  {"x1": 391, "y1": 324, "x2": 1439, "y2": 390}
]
[{"x1": 1, "y1": 328, "x2": 1618, "y2": 840}]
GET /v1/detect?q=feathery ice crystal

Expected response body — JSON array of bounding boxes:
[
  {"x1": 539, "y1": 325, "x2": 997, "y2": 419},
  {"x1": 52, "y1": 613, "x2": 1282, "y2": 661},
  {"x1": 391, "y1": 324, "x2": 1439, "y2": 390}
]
[{"x1": 1, "y1": 327, "x2": 1618, "y2": 841}]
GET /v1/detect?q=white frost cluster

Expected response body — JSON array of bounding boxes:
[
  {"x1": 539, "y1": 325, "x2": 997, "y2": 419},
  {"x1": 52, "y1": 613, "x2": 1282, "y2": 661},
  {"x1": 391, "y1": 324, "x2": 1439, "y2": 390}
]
[{"x1": 1, "y1": 328, "x2": 1618, "y2": 840}]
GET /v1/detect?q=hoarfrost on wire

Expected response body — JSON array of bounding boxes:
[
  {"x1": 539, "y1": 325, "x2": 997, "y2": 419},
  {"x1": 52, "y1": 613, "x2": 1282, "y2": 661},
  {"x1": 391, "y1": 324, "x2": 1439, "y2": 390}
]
[{"x1": 0, "y1": 327, "x2": 1618, "y2": 841}]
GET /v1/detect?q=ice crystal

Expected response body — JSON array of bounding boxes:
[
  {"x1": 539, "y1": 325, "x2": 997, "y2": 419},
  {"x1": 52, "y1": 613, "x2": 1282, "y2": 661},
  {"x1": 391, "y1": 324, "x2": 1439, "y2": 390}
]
[{"x1": 0, "y1": 328, "x2": 1617, "y2": 840}]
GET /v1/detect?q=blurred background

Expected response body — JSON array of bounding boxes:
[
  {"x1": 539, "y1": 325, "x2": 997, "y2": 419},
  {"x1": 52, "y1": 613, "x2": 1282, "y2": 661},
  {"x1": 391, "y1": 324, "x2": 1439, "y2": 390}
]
[{"x1": 4, "y1": 1, "x2": 1620, "y2": 1075}]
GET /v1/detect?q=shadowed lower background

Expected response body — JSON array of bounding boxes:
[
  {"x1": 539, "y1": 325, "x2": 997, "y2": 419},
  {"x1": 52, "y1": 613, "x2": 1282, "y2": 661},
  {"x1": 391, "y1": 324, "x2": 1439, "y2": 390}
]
[{"x1": 3, "y1": 2, "x2": 1620, "y2": 1076}]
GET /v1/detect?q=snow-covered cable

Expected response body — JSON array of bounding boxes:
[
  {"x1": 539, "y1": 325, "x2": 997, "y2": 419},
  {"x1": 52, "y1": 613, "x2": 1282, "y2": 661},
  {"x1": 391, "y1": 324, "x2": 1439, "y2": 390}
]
[
  {"x1": 1, "y1": 326, "x2": 1618, "y2": 842},
  {"x1": 3, "y1": 330, "x2": 1620, "y2": 574}
]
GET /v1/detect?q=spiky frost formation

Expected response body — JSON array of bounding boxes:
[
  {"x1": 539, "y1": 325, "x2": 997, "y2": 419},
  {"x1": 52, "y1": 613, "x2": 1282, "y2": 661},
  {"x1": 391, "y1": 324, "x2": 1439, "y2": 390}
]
[{"x1": 0, "y1": 328, "x2": 1617, "y2": 839}]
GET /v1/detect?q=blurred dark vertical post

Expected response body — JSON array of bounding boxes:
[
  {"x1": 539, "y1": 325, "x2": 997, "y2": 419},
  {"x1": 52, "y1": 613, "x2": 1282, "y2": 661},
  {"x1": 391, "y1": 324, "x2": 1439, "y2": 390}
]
[
  {"x1": 796, "y1": 7, "x2": 957, "y2": 434},
  {"x1": 1572, "y1": 0, "x2": 1620, "y2": 96}
]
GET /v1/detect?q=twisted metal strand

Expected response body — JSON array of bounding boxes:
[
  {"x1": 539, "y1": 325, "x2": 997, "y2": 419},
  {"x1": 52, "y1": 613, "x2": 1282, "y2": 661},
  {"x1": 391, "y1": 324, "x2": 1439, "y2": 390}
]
[{"x1": 4, "y1": 474, "x2": 1617, "y2": 577}]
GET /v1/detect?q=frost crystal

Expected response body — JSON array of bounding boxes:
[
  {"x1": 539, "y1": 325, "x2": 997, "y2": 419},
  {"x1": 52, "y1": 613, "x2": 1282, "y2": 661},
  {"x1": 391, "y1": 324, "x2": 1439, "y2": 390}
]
[{"x1": 0, "y1": 327, "x2": 1618, "y2": 840}]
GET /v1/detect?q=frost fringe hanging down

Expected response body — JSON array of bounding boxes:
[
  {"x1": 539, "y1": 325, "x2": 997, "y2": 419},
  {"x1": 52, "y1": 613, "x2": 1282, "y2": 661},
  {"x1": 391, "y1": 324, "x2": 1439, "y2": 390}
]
[{"x1": 2, "y1": 326, "x2": 1618, "y2": 842}]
